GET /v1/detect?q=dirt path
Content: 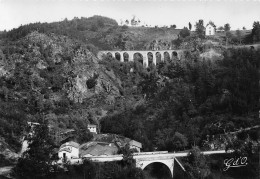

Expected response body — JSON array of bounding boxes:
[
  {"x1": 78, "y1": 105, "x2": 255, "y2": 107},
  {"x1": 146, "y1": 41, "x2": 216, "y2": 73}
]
[
  {"x1": 225, "y1": 44, "x2": 260, "y2": 49},
  {"x1": 0, "y1": 166, "x2": 13, "y2": 176}
]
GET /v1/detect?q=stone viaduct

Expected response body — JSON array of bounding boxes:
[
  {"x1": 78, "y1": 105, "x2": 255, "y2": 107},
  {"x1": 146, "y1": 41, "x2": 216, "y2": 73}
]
[
  {"x1": 97, "y1": 50, "x2": 184, "y2": 67},
  {"x1": 83, "y1": 150, "x2": 229, "y2": 178}
]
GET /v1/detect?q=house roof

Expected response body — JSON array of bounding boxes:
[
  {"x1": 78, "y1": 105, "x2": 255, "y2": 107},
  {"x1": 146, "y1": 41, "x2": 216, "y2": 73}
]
[
  {"x1": 79, "y1": 142, "x2": 118, "y2": 157},
  {"x1": 88, "y1": 124, "x2": 97, "y2": 128},
  {"x1": 129, "y1": 140, "x2": 142, "y2": 148},
  {"x1": 59, "y1": 147, "x2": 72, "y2": 153},
  {"x1": 206, "y1": 23, "x2": 216, "y2": 28},
  {"x1": 60, "y1": 141, "x2": 80, "y2": 149},
  {"x1": 60, "y1": 129, "x2": 75, "y2": 135},
  {"x1": 27, "y1": 122, "x2": 40, "y2": 126}
]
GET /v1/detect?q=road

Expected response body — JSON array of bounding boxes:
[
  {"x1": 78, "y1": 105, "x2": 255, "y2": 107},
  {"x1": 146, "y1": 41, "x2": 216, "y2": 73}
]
[{"x1": 0, "y1": 166, "x2": 13, "y2": 178}]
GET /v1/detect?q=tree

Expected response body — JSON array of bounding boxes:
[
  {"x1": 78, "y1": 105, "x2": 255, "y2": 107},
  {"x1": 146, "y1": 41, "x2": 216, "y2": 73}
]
[
  {"x1": 195, "y1": 19, "x2": 205, "y2": 38},
  {"x1": 252, "y1": 21, "x2": 260, "y2": 43},
  {"x1": 139, "y1": 68, "x2": 159, "y2": 100},
  {"x1": 184, "y1": 147, "x2": 211, "y2": 179},
  {"x1": 171, "y1": 24, "x2": 177, "y2": 29},
  {"x1": 180, "y1": 27, "x2": 190, "y2": 38},
  {"x1": 131, "y1": 16, "x2": 137, "y2": 26},
  {"x1": 189, "y1": 22, "x2": 192, "y2": 30},
  {"x1": 90, "y1": 24, "x2": 98, "y2": 31},
  {"x1": 137, "y1": 19, "x2": 141, "y2": 26},
  {"x1": 13, "y1": 118, "x2": 55, "y2": 179},
  {"x1": 236, "y1": 29, "x2": 242, "y2": 45},
  {"x1": 224, "y1": 23, "x2": 231, "y2": 46},
  {"x1": 77, "y1": 128, "x2": 93, "y2": 144},
  {"x1": 120, "y1": 19, "x2": 123, "y2": 26},
  {"x1": 154, "y1": 129, "x2": 189, "y2": 152},
  {"x1": 224, "y1": 23, "x2": 231, "y2": 32},
  {"x1": 218, "y1": 26, "x2": 224, "y2": 31},
  {"x1": 86, "y1": 73, "x2": 99, "y2": 89},
  {"x1": 243, "y1": 26, "x2": 246, "y2": 30},
  {"x1": 172, "y1": 38, "x2": 182, "y2": 49},
  {"x1": 172, "y1": 132, "x2": 188, "y2": 151},
  {"x1": 125, "y1": 20, "x2": 129, "y2": 25},
  {"x1": 97, "y1": 19, "x2": 105, "y2": 28},
  {"x1": 118, "y1": 144, "x2": 137, "y2": 167}
]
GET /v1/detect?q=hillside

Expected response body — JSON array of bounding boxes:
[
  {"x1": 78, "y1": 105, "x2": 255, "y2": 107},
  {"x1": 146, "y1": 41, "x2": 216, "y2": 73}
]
[
  {"x1": 122, "y1": 26, "x2": 181, "y2": 50},
  {"x1": 0, "y1": 16, "x2": 259, "y2": 172},
  {"x1": 1, "y1": 16, "x2": 256, "y2": 53},
  {"x1": 0, "y1": 16, "x2": 181, "y2": 51},
  {"x1": 0, "y1": 31, "x2": 125, "y2": 163}
]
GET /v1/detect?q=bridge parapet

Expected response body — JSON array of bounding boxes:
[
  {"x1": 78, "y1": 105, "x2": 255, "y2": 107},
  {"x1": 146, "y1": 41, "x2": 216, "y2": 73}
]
[
  {"x1": 83, "y1": 154, "x2": 123, "y2": 162},
  {"x1": 133, "y1": 151, "x2": 168, "y2": 155}
]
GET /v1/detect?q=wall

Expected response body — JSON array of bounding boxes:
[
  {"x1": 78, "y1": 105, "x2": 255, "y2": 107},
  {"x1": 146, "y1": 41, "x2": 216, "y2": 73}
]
[
  {"x1": 206, "y1": 25, "x2": 215, "y2": 36},
  {"x1": 58, "y1": 146, "x2": 79, "y2": 160}
]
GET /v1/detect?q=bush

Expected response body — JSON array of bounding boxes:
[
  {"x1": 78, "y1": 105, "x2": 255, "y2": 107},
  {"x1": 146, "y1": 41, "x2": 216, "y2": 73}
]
[
  {"x1": 180, "y1": 27, "x2": 190, "y2": 38},
  {"x1": 184, "y1": 147, "x2": 211, "y2": 179},
  {"x1": 86, "y1": 74, "x2": 99, "y2": 89},
  {"x1": 53, "y1": 159, "x2": 145, "y2": 179}
]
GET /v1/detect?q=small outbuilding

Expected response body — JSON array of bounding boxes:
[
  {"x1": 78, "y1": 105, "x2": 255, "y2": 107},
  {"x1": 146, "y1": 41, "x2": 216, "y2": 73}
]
[
  {"x1": 88, "y1": 124, "x2": 97, "y2": 134},
  {"x1": 58, "y1": 141, "x2": 80, "y2": 161}
]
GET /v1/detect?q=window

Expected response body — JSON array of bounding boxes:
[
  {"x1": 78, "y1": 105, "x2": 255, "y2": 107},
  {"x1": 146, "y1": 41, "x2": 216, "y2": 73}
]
[{"x1": 209, "y1": 30, "x2": 211, "y2": 35}]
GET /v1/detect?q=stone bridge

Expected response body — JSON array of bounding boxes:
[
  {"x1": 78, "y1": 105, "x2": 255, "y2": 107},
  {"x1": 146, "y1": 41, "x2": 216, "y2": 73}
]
[
  {"x1": 83, "y1": 150, "x2": 229, "y2": 178},
  {"x1": 97, "y1": 50, "x2": 184, "y2": 67}
]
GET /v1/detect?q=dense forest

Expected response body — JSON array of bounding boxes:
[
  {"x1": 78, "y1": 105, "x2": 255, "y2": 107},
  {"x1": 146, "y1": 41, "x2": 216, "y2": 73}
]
[{"x1": 100, "y1": 48, "x2": 259, "y2": 152}]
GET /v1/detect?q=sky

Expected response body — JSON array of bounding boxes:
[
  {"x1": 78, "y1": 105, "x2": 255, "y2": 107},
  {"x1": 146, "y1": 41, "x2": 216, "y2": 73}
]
[{"x1": 0, "y1": 0, "x2": 260, "y2": 31}]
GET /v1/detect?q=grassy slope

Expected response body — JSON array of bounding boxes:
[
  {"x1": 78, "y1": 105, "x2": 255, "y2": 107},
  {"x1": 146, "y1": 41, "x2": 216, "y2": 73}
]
[{"x1": 127, "y1": 27, "x2": 181, "y2": 40}]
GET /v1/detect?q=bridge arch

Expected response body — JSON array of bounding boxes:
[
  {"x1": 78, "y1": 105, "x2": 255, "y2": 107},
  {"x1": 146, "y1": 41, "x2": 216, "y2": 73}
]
[
  {"x1": 134, "y1": 52, "x2": 144, "y2": 65},
  {"x1": 156, "y1": 52, "x2": 162, "y2": 64},
  {"x1": 123, "y1": 52, "x2": 129, "y2": 62},
  {"x1": 115, "y1": 52, "x2": 121, "y2": 61},
  {"x1": 143, "y1": 162, "x2": 172, "y2": 179},
  {"x1": 136, "y1": 159, "x2": 174, "y2": 178},
  {"x1": 98, "y1": 50, "x2": 183, "y2": 67},
  {"x1": 172, "y1": 51, "x2": 178, "y2": 59},
  {"x1": 147, "y1": 52, "x2": 154, "y2": 66},
  {"x1": 107, "y1": 52, "x2": 113, "y2": 58},
  {"x1": 164, "y1": 51, "x2": 170, "y2": 61}
]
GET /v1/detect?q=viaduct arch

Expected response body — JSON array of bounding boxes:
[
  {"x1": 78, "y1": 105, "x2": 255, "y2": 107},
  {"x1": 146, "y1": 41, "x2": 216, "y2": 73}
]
[
  {"x1": 97, "y1": 50, "x2": 183, "y2": 67},
  {"x1": 136, "y1": 157, "x2": 175, "y2": 177}
]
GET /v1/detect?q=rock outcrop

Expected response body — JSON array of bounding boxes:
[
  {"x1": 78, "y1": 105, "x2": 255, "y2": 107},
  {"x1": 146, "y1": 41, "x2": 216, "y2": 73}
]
[{"x1": 0, "y1": 32, "x2": 123, "y2": 160}]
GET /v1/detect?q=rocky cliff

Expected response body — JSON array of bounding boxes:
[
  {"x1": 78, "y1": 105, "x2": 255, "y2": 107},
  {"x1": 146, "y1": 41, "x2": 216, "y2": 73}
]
[{"x1": 0, "y1": 31, "x2": 123, "y2": 163}]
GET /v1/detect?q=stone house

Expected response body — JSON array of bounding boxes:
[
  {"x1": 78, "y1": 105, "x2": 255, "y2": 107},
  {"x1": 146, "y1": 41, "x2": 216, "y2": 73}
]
[
  {"x1": 58, "y1": 141, "x2": 80, "y2": 161},
  {"x1": 87, "y1": 124, "x2": 97, "y2": 134},
  {"x1": 205, "y1": 23, "x2": 216, "y2": 36}
]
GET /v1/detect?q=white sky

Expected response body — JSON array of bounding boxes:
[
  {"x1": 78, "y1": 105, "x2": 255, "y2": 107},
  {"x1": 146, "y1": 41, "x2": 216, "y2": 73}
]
[{"x1": 0, "y1": 0, "x2": 260, "y2": 31}]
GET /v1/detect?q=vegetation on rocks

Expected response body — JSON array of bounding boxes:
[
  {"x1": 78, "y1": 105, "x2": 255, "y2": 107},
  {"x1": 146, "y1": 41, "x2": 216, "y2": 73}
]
[
  {"x1": 101, "y1": 47, "x2": 260, "y2": 153},
  {"x1": 0, "y1": 31, "x2": 122, "y2": 152}
]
